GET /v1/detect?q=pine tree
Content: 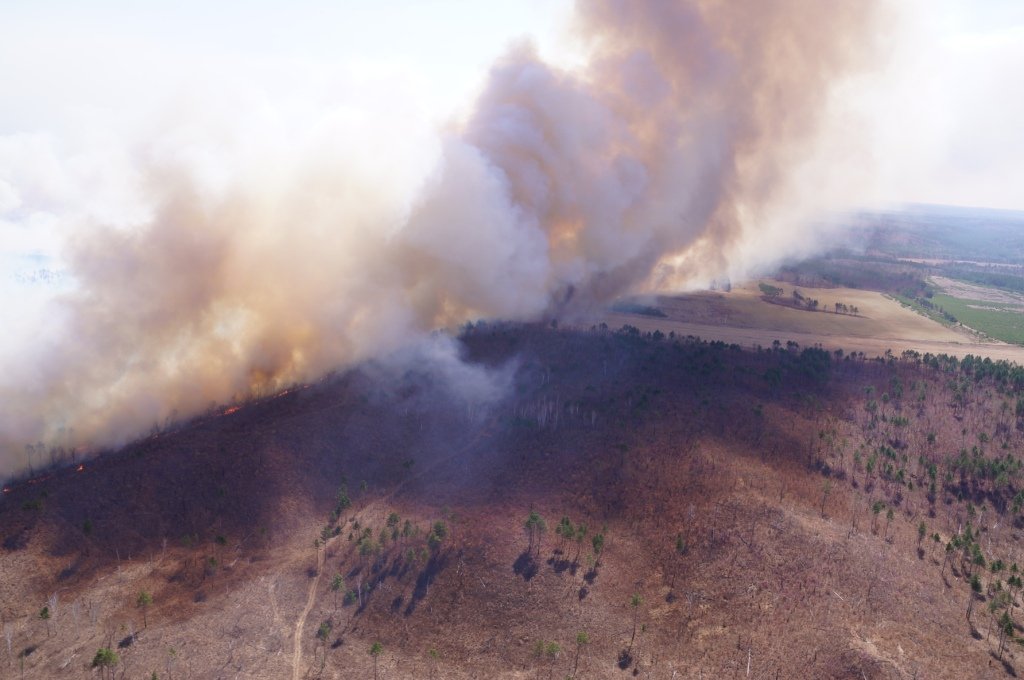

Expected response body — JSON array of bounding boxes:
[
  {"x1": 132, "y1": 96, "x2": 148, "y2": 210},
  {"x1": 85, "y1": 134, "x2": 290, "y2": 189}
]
[
  {"x1": 591, "y1": 532, "x2": 605, "y2": 564},
  {"x1": 39, "y1": 606, "x2": 50, "y2": 638},
  {"x1": 92, "y1": 648, "x2": 119, "y2": 680},
  {"x1": 427, "y1": 648, "x2": 440, "y2": 680},
  {"x1": 136, "y1": 591, "x2": 153, "y2": 628},
  {"x1": 369, "y1": 641, "x2": 383, "y2": 680},
  {"x1": 330, "y1": 574, "x2": 344, "y2": 610},
  {"x1": 573, "y1": 631, "x2": 590, "y2": 678},
  {"x1": 525, "y1": 511, "x2": 547, "y2": 556},
  {"x1": 999, "y1": 610, "x2": 1014, "y2": 660},
  {"x1": 968, "y1": 575, "x2": 982, "y2": 620},
  {"x1": 628, "y1": 594, "x2": 643, "y2": 653}
]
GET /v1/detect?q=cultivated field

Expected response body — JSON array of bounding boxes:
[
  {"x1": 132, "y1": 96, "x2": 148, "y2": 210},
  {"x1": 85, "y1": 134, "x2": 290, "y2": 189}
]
[{"x1": 608, "y1": 280, "x2": 1024, "y2": 363}]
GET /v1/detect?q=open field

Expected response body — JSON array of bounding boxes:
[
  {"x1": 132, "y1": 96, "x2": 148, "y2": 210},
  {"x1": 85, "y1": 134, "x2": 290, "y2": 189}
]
[
  {"x1": 887, "y1": 276, "x2": 1024, "y2": 346},
  {"x1": 657, "y1": 281, "x2": 971, "y2": 341},
  {"x1": 608, "y1": 280, "x2": 1024, "y2": 363},
  {"x1": 928, "y1": 293, "x2": 1024, "y2": 345},
  {"x1": 904, "y1": 276, "x2": 1024, "y2": 345},
  {"x1": 604, "y1": 313, "x2": 1024, "y2": 363},
  {"x1": 931, "y1": 276, "x2": 1024, "y2": 307}
]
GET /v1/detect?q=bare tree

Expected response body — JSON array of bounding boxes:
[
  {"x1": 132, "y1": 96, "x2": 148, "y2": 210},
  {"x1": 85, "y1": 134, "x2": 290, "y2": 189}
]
[
  {"x1": 628, "y1": 594, "x2": 643, "y2": 654},
  {"x1": 3, "y1": 622, "x2": 13, "y2": 667},
  {"x1": 47, "y1": 593, "x2": 59, "y2": 637}
]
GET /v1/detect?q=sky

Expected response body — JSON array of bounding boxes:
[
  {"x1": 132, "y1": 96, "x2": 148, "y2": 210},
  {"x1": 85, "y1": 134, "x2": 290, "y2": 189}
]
[
  {"x1": 1, "y1": 0, "x2": 1021, "y2": 264},
  {"x1": 0, "y1": 0, "x2": 578, "y2": 337},
  {"x1": 0, "y1": 1, "x2": 574, "y2": 256},
  {"x1": 861, "y1": 0, "x2": 1024, "y2": 211}
]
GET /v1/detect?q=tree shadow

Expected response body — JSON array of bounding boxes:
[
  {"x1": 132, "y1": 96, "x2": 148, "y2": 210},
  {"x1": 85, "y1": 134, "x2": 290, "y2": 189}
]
[
  {"x1": 58, "y1": 556, "x2": 85, "y2": 581},
  {"x1": 990, "y1": 651, "x2": 1018, "y2": 676},
  {"x1": 549, "y1": 556, "x2": 572, "y2": 574},
  {"x1": 356, "y1": 581, "x2": 380, "y2": 615},
  {"x1": 617, "y1": 649, "x2": 633, "y2": 670},
  {"x1": 3, "y1": 527, "x2": 30, "y2": 551},
  {"x1": 513, "y1": 551, "x2": 538, "y2": 581},
  {"x1": 404, "y1": 551, "x2": 449, "y2": 616}
]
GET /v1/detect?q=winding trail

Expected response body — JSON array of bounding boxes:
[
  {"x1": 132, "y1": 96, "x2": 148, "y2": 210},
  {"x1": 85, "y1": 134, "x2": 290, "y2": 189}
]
[{"x1": 292, "y1": 543, "x2": 325, "y2": 680}]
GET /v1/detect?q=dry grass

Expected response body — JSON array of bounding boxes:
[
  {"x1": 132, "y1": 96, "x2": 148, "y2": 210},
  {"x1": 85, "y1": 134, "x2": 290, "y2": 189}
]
[
  {"x1": 609, "y1": 280, "x2": 1024, "y2": 364},
  {"x1": 931, "y1": 276, "x2": 1024, "y2": 309}
]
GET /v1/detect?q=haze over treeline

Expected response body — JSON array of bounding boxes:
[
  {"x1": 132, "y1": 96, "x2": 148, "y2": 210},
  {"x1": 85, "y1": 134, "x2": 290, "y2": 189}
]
[{"x1": 0, "y1": 0, "x2": 885, "y2": 480}]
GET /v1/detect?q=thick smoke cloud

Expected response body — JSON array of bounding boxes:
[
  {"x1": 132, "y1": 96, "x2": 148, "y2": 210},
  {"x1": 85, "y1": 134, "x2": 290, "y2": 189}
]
[{"x1": 0, "y1": 0, "x2": 879, "y2": 481}]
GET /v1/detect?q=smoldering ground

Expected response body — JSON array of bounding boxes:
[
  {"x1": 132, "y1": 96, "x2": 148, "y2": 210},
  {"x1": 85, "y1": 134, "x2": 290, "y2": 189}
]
[{"x1": 0, "y1": 0, "x2": 881, "y2": 481}]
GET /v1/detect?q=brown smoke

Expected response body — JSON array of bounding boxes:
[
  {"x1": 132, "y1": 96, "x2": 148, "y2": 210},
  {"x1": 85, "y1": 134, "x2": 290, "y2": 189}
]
[{"x1": 0, "y1": 0, "x2": 880, "y2": 480}]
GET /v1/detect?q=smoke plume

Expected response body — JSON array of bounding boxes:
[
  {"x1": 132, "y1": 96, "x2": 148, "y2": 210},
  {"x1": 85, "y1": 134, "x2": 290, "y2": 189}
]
[{"x1": 0, "y1": 0, "x2": 880, "y2": 481}]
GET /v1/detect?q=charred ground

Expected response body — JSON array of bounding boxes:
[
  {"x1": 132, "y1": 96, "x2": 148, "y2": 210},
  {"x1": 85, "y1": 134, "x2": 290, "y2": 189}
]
[{"x1": 3, "y1": 324, "x2": 1024, "y2": 678}]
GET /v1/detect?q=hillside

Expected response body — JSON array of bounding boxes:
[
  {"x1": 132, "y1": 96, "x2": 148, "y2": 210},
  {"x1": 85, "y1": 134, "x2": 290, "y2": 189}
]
[{"x1": 3, "y1": 324, "x2": 1024, "y2": 678}]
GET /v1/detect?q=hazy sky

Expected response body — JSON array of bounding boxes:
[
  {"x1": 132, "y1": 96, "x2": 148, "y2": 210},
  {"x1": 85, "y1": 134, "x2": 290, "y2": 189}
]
[
  {"x1": 0, "y1": 1, "x2": 574, "y2": 129},
  {"x1": 866, "y1": 0, "x2": 1024, "y2": 211},
  {"x1": 0, "y1": 0, "x2": 1021, "y2": 266},
  {"x1": 0, "y1": 1, "x2": 575, "y2": 259}
]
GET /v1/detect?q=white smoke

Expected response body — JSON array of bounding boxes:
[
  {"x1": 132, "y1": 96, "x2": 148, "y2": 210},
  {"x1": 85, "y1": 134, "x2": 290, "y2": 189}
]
[{"x1": 0, "y1": 0, "x2": 881, "y2": 481}]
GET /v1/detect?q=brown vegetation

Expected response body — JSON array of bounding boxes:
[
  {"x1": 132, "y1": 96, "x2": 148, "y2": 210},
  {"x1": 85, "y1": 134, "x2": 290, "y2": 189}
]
[{"x1": 3, "y1": 324, "x2": 1024, "y2": 677}]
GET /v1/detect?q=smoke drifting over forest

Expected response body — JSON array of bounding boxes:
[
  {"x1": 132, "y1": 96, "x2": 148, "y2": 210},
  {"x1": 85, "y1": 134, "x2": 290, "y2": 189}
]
[{"x1": 0, "y1": 0, "x2": 880, "y2": 480}]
